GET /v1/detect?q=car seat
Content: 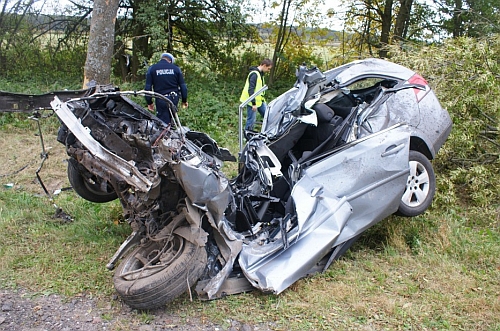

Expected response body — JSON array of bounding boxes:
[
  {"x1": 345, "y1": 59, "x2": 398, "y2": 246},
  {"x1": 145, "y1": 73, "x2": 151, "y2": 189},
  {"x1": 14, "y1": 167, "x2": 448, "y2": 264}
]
[{"x1": 298, "y1": 104, "x2": 357, "y2": 164}]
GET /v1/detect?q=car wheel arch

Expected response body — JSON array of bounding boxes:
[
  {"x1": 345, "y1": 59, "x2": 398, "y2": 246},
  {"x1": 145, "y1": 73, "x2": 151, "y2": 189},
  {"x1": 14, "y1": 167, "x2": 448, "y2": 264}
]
[{"x1": 409, "y1": 135, "x2": 433, "y2": 160}]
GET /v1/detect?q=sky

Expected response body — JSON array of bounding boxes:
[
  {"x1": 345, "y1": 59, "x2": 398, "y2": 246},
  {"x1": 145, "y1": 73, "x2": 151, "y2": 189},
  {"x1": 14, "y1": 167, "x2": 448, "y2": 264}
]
[
  {"x1": 32, "y1": 0, "x2": 346, "y2": 31},
  {"x1": 243, "y1": 1, "x2": 346, "y2": 31}
]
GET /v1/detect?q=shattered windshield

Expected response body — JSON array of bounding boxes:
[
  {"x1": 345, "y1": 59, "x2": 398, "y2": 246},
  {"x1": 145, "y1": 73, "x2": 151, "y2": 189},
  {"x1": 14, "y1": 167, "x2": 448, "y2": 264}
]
[{"x1": 261, "y1": 81, "x2": 307, "y2": 139}]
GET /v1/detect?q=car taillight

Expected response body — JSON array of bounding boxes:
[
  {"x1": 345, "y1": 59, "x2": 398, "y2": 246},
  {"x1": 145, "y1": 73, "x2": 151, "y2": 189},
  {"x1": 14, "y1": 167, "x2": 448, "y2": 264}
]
[{"x1": 408, "y1": 74, "x2": 429, "y2": 103}]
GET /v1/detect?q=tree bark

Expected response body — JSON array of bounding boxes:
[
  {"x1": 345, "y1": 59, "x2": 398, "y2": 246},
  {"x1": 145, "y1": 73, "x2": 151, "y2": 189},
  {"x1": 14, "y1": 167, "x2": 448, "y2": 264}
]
[
  {"x1": 83, "y1": 0, "x2": 121, "y2": 88},
  {"x1": 452, "y1": 0, "x2": 463, "y2": 38},
  {"x1": 393, "y1": 0, "x2": 413, "y2": 42},
  {"x1": 379, "y1": 0, "x2": 393, "y2": 58}
]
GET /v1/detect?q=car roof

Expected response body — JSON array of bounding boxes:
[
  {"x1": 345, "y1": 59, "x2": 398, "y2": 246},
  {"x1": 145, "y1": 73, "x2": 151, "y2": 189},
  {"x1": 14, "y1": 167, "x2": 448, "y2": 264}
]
[{"x1": 324, "y1": 58, "x2": 416, "y2": 85}]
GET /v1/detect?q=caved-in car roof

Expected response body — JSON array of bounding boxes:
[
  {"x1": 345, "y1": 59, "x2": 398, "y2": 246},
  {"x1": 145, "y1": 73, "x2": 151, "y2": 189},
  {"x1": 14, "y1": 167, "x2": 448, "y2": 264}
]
[{"x1": 325, "y1": 58, "x2": 416, "y2": 85}]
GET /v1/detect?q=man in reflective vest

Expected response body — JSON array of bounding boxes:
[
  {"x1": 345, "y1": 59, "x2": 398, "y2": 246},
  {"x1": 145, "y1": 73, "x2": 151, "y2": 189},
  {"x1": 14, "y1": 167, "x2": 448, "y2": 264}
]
[
  {"x1": 145, "y1": 52, "x2": 188, "y2": 125},
  {"x1": 240, "y1": 58, "x2": 273, "y2": 131}
]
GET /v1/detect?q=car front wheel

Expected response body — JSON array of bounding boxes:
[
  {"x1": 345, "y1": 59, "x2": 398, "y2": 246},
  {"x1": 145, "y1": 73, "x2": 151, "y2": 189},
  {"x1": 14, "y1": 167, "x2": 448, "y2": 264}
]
[
  {"x1": 113, "y1": 228, "x2": 207, "y2": 310},
  {"x1": 397, "y1": 150, "x2": 436, "y2": 217}
]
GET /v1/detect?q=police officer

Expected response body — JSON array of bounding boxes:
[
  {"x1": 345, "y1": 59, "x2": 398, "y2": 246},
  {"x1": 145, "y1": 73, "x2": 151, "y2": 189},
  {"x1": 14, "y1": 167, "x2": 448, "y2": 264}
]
[
  {"x1": 240, "y1": 58, "x2": 273, "y2": 131},
  {"x1": 145, "y1": 52, "x2": 188, "y2": 125}
]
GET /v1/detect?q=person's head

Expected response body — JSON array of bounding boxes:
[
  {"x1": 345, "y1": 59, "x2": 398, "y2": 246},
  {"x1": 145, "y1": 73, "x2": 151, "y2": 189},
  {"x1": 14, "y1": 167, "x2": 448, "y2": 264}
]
[
  {"x1": 259, "y1": 58, "x2": 273, "y2": 73},
  {"x1": 161, "y1": 52, "x2": 175, "y2": 63}
]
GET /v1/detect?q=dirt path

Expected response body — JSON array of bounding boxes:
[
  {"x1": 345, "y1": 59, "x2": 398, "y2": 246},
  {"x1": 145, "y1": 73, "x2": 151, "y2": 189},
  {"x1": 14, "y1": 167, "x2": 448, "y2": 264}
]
[
  {"x1": 0, "y1": 131, "x2": 68, "y2": 196},
  {"x1": 0, "y1": 287, "x2": 274, "y2": 331}
]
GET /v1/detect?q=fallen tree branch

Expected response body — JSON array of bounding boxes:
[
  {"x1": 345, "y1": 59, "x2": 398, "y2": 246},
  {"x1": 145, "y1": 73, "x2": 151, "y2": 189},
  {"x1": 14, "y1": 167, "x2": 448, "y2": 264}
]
[
  {"x1": 479, "y1": 134, "x2": 500, "y2": 148},
  {"x1": 451, "y1": 153, "x2": 499, "y2": 165}
]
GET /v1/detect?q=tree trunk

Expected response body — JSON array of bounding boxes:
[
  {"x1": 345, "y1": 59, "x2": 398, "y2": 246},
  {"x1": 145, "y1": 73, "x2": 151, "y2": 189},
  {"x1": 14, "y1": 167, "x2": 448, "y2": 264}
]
[
  {"x1": 270, "y1": 0, "x2": 292, "y2": 85},
  {"x1": 131, "y1": 24, "x2": 149, "y2": 82},
  {"x1": 129, "y1": 0, "x2": 150, "y2": 83},
  {"x1": 452, "y1": 0, "x2": 463, "y2": 38},
  {"x1": 393, "y1": 0, "x2": 413, "y2": 42},
  {"x1": 83, "y1": 0, "x2": 120, "y2": 88},
  {"x1": 379, "y1": 0, "x2": 393, "y2": 58}
]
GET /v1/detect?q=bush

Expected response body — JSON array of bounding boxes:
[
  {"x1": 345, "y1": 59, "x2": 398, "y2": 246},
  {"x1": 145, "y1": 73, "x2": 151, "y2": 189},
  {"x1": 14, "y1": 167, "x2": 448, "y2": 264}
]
[{"x1": 390, "y1": 37, "x2": 500, "y2": 212}]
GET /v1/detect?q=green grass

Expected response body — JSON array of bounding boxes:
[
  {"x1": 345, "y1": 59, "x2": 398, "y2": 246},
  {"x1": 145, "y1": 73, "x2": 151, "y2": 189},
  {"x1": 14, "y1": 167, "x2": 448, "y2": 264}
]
[
  {"x1": 0, "y1": 190, "x2": 129, "y2": 296},
  {"x1": 2, "y1": 183, "x2": 497, "y2": 330},
  {"x1": 0, "y1": 46, "x2": 499, "y2": 329}
]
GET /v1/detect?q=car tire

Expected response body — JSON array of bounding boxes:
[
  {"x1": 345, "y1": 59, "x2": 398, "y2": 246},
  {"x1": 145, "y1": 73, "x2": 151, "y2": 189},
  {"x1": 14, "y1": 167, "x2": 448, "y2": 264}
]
[
  {"x1": 113, "y1": 230, "x2": 207, "y2": 310},
  {"x1": 67, "y1": 158, "x2": 117, "y2": 203},
  {"x1": 396, "y1": 150, "x2": 436, "y2": 217}
]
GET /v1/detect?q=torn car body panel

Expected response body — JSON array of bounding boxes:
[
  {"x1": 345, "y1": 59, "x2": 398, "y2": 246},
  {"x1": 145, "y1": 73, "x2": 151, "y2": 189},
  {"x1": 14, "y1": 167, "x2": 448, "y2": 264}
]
[
  {"x1": 51, "y1": 96, "x2": 156, "y2": 192},
  {"x1": 49, "y1": 58, "x2": 451, "y2": 310},
  {"x1": 239, "y1": 124, "x2": 410, "y2": 293},
  {"x1": 239, "y1": 184, "x2": 353, "y2": 294}
]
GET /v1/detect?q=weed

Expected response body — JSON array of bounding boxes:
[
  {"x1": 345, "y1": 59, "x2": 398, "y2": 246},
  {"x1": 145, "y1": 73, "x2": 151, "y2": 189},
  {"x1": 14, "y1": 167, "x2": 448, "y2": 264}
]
[
  {"x1": 136, "y1": 311, "x2": 154, "y2": 324},
  {"x1": 1, "y1": 44, "x2": 500, "y2": 330}
]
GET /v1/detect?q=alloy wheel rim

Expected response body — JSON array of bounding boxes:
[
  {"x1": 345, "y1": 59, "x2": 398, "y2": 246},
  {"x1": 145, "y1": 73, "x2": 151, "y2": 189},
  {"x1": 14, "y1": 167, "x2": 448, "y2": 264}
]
[{"x1": 401, "y1": 160, "x2": 430, "y2": 207}]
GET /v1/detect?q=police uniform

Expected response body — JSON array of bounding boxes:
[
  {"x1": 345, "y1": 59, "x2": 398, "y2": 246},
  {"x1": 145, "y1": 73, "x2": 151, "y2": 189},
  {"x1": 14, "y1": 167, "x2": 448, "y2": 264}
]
[{"x1": 145, "y1": 54, "x2": 187, "y2": 125}]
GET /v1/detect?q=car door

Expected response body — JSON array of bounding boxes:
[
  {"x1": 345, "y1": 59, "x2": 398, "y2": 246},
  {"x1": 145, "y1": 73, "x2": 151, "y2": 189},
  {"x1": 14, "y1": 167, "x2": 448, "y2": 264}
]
[
  {"x1": 239, "y1": 124, "x2": 410, "y2": 295},
  {"x1": 296, "y1": 123, "x2": 411, "y2": 246}
]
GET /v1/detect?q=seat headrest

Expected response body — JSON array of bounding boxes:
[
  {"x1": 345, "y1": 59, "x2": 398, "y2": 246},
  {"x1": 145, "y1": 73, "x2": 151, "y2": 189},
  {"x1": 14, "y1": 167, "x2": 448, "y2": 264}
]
[{"x1": 313, "y1": 103, "x2": 335, "y2": 123}]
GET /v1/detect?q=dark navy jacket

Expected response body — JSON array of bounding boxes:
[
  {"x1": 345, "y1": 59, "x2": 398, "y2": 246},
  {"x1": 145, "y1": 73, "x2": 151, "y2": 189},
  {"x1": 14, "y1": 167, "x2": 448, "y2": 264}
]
[{"x1": 145, "y1": 59, "x2": 188, "y2": 105}]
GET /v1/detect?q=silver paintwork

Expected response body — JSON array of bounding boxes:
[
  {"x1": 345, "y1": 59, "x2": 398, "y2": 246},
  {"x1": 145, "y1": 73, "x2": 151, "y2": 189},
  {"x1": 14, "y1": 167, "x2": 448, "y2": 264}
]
[{"x1": 53, "y1": 58, "x2": 452, "y2": 306}]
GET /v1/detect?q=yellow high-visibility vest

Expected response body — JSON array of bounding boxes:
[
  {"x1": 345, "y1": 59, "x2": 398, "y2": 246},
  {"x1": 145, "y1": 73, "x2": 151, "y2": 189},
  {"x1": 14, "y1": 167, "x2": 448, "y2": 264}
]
[{"x1": 240, "y1": 70, "x2": 265, "y2": 106}]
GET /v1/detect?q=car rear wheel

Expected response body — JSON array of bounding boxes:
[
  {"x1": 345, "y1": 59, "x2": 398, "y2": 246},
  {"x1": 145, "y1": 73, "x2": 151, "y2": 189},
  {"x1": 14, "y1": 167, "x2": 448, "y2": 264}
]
[
  {"x1": 397, "y1": 150, "x2": 436, "y2": 217},
  {"x1": 67, "y1": 158, "x2": 117, "y2": 203}
]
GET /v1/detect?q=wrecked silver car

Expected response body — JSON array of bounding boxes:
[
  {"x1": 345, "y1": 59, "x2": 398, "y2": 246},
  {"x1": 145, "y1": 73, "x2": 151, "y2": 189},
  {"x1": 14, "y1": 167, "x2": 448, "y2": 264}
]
[{"x1": 51, "y1": 58, "x2": 452, "y2": 310}]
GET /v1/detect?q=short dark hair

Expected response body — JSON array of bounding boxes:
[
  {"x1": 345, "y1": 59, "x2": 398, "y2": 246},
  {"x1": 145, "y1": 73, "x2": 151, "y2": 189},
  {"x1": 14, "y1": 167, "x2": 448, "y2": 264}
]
[{"x1": 260, "y1": 58, "x2": 273, "y2": 66}]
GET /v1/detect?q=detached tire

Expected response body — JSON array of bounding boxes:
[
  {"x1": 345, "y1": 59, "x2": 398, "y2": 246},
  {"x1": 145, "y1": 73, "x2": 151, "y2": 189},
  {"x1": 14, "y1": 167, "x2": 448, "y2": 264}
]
[
  {"x1": 397, "y1": 150, "x2": 436, "y2": 217},
  {"x1": 113, "y1": 230, "x2": 207, "y2": 310},
  {"x1": 67, "y1": 158, "x2": 117, "y2": 203}
]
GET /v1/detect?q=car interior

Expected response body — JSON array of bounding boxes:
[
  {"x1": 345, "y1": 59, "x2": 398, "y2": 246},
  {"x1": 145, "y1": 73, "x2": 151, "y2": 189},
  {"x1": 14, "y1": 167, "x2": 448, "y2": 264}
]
[{"x1": 267, "y1": 78, "x2": 399, "y2": 171}]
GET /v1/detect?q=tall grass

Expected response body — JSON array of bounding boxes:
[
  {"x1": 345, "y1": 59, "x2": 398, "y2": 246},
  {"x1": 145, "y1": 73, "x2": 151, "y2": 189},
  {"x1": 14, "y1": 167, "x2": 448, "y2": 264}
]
[{"x1": 0, "y1": 37, "x2": 499, "y2": 330}]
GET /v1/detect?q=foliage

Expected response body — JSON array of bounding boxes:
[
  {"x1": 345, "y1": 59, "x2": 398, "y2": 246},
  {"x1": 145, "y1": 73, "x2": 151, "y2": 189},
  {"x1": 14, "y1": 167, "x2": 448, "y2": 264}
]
[
  {"x1": 390, "y1": 36, "x2": 500, "y2": 211},
  {"x1": 235, "y1": 48, "x2": 270, "y2": 80},
  {"x1": 0, "y1": 0, "x2": 89, "y2": 83},
  {"x1": 0, "y1": 0, "x2": 252, "y2": 84},
  {"x1": 435, "y1": 0, "x2": 500, "y2": 37},
  {"x1": 342, "y1": 0, "x2": 438, "y2": 57},
  {"x1": 265, "y1": 24, "x2": 327, "y2": 80},
  {"x1": 0, "y1": 29, "x2": 86, "y2": 83},
  {"x1": 1, "y1": 33, "x2": 500, "y2": 330},
  {"x1": 8, "y1": 49, "x2": 79, "y2": 84},
  {"x1": 342, "y1": 0, "x2": 500, "y2": 58},
  {"x1": 260, "y1": 0, "x2": 330, "y2": 83},
  {"x1": 111, "y1": 0, "x2": 251, "y2": 82},
  {"x1": 180, "y1": 79, "x2": 241, "y2": 148}
]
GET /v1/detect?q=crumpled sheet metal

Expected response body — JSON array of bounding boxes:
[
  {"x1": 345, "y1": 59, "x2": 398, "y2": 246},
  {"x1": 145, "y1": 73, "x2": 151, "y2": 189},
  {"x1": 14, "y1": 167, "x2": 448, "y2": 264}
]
[
  {"x1": 172, "y1": 156, "x2": 244, "y2": 300},
  {"x1": 332, "y1": 58, "x2": 414, "y2": 85},
  {"x1": 50, "y1": 96, "x2": 156, "y2": 192},
  {"x1": 262, "y1": 81, "x2": 307, "y2": 139},
  {"x1": 239, "y1": 173, "x2": 353, "y2": 294},
  {"x1": 195, "y1": 212, "x2": 243, "y2": 300},
  {"x1": 174, "y1": 157, "x2": 231, "y2": 222}
]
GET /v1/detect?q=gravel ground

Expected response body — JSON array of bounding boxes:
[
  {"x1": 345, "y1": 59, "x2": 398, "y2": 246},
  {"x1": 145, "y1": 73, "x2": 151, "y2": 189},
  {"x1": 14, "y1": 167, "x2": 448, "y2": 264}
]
[{"x1": 0, "y1": 288, "x2": 275, "y2": 331}]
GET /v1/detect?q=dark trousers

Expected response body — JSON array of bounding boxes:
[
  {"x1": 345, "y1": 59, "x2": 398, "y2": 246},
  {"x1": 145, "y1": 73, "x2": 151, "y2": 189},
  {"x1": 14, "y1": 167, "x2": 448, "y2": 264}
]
[{"x1": 156, "y1": 94, "x2": 179, "y2": 125}]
